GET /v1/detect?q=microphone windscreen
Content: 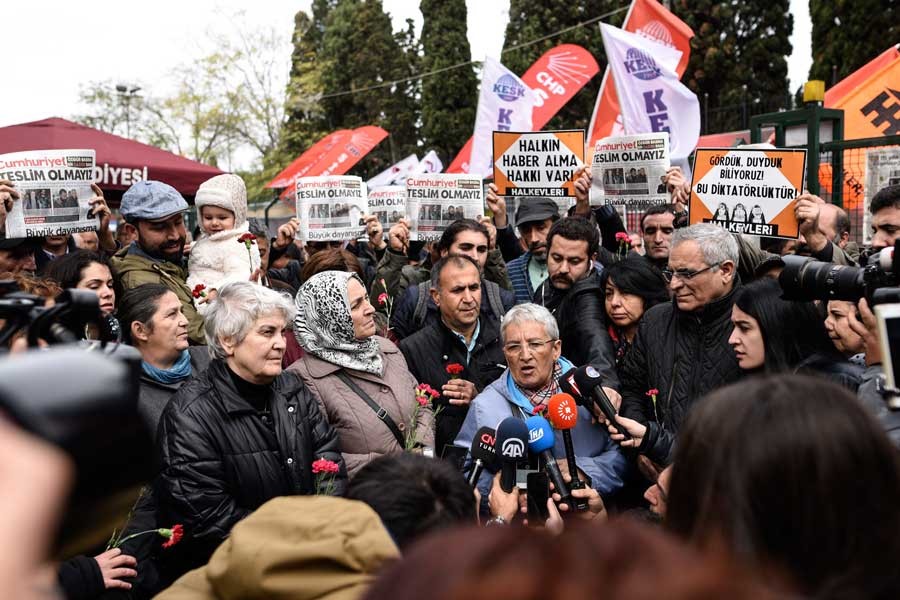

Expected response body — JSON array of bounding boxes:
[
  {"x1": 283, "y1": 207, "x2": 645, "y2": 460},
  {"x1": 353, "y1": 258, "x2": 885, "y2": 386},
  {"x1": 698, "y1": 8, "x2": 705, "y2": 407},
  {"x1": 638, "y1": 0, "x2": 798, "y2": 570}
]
[
  {"x1": 547, "y1": 393, "x2": 579, "y2": 430},
  {"x1": 470, "y1": 426, "x2": 498, "y2": 466},
  {"x1": 572, "y1": 365, "x2": 604, "y2": 396},
  {"x1": 558, "y1": 368, "x2": 583, "y2": 400},
  {"x1": 495, "y1": 417, "x2": 529, "y2": 464},
  {"x1": 525, "y1": 415, "x2": 555, "y2": 453}
]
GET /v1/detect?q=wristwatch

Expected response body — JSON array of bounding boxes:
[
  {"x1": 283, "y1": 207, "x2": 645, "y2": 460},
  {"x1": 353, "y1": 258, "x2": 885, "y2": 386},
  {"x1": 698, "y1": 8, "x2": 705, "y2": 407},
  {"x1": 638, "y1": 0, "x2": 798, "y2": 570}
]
[{"x1": 485, "y1": 515, "x2": 508, "y2": 527}]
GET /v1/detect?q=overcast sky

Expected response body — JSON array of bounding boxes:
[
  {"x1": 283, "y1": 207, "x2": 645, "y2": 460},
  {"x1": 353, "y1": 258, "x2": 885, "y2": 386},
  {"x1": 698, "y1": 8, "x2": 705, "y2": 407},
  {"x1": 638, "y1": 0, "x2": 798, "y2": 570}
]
[{"x1": 4, "y1": 0, "x2": 812, "y2": 132}]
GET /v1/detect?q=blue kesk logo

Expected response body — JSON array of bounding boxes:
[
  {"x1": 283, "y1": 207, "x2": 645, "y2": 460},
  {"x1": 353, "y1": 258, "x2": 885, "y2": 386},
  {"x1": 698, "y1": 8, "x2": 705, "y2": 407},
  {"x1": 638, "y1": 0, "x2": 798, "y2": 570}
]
[
  {"x1": 493, "y1": 74, "x2": 526, "y2": 102},
  {"x1": 624, "y1": 48, "x2": 661, "y2": 81}
]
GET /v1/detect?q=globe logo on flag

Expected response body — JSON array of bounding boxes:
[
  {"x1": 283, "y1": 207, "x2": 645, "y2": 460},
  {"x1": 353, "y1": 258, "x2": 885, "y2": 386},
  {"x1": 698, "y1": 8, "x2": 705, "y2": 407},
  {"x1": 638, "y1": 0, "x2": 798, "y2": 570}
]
[
  {"x1": 623, "y1": 48, "x2": 661, "y2": 81},
  {"x1": 493, "y1": 74, "x2": 527, "y2": 102}
]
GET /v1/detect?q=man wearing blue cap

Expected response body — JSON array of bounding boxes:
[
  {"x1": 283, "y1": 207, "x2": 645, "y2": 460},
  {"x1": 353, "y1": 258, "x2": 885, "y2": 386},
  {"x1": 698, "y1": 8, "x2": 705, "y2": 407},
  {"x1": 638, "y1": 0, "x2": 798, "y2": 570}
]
[{"x1": 110, "y1": 180, "x2": 205, "y2": 344}]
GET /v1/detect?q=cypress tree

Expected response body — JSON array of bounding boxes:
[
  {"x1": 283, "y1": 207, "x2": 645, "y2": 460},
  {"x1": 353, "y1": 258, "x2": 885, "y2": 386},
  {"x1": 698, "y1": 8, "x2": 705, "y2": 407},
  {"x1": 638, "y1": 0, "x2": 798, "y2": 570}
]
[{"x1": 419, "y1": 0, "x2": 478, "y2": 164}]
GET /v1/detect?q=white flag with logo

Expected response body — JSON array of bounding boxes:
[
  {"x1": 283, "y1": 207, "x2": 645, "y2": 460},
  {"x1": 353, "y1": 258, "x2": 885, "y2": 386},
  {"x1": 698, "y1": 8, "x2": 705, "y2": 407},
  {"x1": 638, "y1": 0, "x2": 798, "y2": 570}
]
[
  {"x1": 599, "y1": 23, "x2": 699, "y2": 160},
  {"x1": 410, "y1": 149, "x2": 443, "y2": 175},
  {"x1": 367, "y1": 154, "x2": 419, "y2": 188},
  {"x1": 469, "y1": 57, "x2": 535, "y2": 177}
]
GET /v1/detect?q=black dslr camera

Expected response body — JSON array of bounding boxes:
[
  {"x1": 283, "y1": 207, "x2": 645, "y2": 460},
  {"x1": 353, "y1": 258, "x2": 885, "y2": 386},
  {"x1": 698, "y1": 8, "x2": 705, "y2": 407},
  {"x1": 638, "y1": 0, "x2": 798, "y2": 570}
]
[
  {"x1": 0, "y1": 280, "x2": 153, "y2": 551},
  {"x1": 778, "y1": 240, "x2": 900, "y2": 305}
]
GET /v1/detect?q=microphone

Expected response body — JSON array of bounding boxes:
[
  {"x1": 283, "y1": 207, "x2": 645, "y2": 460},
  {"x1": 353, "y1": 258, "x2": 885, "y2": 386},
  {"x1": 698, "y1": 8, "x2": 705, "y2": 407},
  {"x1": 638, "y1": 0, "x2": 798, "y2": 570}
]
[
  {"x1": 467, "y1": 427, "x2": 498, "y2": 487},
  {"x1": 547, "y1": 393, "x2": 588, "y2": 511},
  {"x1": 495, "y1": 417, "x2": 529, "y2": 493},
  {"x1": 525, "y1": 415, "x2": 571, "y2": 503},
  {"x1": 560, "y1": 366, "x2": 631, "y2": 440}
]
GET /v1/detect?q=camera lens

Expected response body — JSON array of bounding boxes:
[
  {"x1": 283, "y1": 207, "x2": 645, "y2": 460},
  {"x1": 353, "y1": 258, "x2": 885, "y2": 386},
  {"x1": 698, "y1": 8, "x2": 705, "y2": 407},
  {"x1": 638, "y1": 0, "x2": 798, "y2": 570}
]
[{"x1": 779, "y1": 255, "x2": 866, "y2": 301}]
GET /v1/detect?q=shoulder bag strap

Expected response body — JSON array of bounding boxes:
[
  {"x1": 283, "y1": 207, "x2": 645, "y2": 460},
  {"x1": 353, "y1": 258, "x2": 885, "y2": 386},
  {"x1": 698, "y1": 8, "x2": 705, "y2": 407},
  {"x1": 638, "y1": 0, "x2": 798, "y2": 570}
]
[{"x1": 334, "y1": 371, "x2": 406, "y2": 448}]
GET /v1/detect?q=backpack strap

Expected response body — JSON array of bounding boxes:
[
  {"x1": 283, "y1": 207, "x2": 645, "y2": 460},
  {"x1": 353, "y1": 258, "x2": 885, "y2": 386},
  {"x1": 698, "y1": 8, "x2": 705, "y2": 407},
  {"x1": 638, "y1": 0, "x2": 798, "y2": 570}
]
[
  {"x1": 483, "y1": 279, "x2": 506, "y2": 320},
  {"x1": 334, "y1": 371, "x2": 406, "y2": 448},
  {"x1": 413, "y1": 284, "x2": 430, "y2": 328}
]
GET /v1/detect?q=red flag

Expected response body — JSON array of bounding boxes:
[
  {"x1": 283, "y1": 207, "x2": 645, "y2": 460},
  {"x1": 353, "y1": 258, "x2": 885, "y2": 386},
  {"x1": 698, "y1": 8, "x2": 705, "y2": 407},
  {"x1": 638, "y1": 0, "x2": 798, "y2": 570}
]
[
  {"x1": 586, "y1": 0, "x2": 694, "y2": 152},
  {"x1": 279, "y1": 126, "x2": 389, "y2": 200},
  {"x1": 266, "y1": 129, "x2": 352, "y2": 189},
  {"x1": 447, "y1": 44, "x2": 599, "y2": 173}
]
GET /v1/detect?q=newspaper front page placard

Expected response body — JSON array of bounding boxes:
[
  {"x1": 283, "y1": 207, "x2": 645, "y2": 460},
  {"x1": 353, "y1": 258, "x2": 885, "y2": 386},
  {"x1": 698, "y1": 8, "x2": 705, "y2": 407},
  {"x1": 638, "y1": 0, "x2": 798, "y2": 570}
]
[
  {"x1": 689, "y1": 147, "x2": 806, "y2": 239},
  {"x1": 589, "y1": 133, "x2": 670, "y2": 208},
  {"x1": 406, "y1": 174, "x2": 484, "y2": 242},
  {"x1": 0, "y1": 149, "x2": 99, "y2": 239},
  {"x1": 296, "y1": 176, "x2": 369, "y2": 242},
  {"x1": 863, "y1": 147, "x2": 900, "y2": 245},
  {"x1": 492, "y1": 130, "x2": 585, "y2": 198},
  {"x1": 367, "y1": 185, "x2": 408, "y2": 229}
]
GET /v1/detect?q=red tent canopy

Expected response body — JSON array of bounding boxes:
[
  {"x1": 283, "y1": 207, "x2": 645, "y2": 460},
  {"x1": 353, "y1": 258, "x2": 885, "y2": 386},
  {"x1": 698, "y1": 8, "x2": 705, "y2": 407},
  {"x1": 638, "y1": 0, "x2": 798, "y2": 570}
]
[{"x1": 0, "y1": 117, "x2": 222, "y2": 196}]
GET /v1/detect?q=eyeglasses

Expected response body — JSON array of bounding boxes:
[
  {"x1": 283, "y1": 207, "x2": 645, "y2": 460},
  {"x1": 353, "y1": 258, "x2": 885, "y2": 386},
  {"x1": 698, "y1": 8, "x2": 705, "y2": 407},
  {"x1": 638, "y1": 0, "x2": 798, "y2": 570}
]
[
  {"x1": 661, "y1": 262, "x2": 721, "y2": 283},
  {"x1": 503, "y1": 339, "x2": 555, "y2": 355}
]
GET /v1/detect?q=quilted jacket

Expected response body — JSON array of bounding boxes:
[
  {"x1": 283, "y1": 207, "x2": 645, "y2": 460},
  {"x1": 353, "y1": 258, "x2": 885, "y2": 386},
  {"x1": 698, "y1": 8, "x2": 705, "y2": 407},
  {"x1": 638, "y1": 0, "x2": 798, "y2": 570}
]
[{"x1": 619, "y1": 281, "x2": 743, "y2": 464}]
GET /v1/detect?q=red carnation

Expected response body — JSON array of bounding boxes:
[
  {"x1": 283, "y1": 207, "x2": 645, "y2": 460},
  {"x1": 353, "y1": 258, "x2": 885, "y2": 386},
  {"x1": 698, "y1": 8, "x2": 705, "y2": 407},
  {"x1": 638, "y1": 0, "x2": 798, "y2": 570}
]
[
  {"x1": 378, "y1": 292, "x2": 389, "y2": 306},
  {"x1": 646, "y1": 388, "x2": 659, "y2": 397},
  {"x1": 446, "y1": 363, "x2": 464, "y2": 378},
  {"x1": 237, "y1": 233, "x2": 256, "y2": 244},
  {"x1": 615, "y1": 232, "x2": 630, "y2": 242},
  {"x1": 312, "y1": 458, "x2": 340, "y2": 475},
  {"x1": 160, "y1": 524, "x2": 184, "y2": 549},
  {"x1": 192, "y1": 284, "x2": 207, "y2": 299}
]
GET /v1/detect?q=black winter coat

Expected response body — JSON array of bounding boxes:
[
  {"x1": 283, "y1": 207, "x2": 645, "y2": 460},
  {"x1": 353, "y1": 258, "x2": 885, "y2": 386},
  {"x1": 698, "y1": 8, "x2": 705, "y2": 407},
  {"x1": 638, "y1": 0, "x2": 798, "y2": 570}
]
[
  {"x1": 154, "y1": 359, "x2": 346, "y2": 579},
  {"x1": 620, "y1": 283, "x2": 742, "y2": 464},
  {"x1": 534, "y1": 270, "x2": 620, "y2": 388},
  {"x1": 400, "y1": 315, "x2": 507, "y2": 456}
]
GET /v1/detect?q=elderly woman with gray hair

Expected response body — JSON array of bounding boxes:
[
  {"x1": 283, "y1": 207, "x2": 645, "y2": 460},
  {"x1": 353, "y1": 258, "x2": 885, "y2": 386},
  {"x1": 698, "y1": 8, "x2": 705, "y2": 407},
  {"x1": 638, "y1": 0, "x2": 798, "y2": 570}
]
[
  {"x1": 154, "y1": 281, "x2": 346, "y2": 580},
  {"x1": 290, "y1": 270, "x2": 433, "y2": 477},
  {"x1": 453, "y1": 303, "x2": 626, "y2": 508}
]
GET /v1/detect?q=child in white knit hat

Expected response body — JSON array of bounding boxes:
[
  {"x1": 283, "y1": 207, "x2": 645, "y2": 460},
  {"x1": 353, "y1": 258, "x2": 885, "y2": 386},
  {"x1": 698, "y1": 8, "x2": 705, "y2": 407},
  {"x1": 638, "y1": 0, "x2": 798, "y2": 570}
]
[{"x1": 187, "y1": 173, "x2": 261, "y2": 313}]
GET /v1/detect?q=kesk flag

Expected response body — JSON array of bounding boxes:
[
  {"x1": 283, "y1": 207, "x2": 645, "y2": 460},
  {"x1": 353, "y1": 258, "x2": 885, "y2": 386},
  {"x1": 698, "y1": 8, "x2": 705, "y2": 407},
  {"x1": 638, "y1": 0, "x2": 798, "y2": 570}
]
[
  {"x1": 587, "y1": 0, "x2": 694, "y2": 152},
  {"x1": 447, "y1": 44, "x2": 599, "y2": 173},
  {"x1": 600, "y1": 23, "x2": 700, "y2": 160},
  {"x1": 367, "y1": 154, "x2": 419, "y2": 188},
  {"x1": 266, "y1": 129, "x2": 352, "y2": 189},
  {"x1": 469, "y1": 57, "x2": 535, "y2": 178}
]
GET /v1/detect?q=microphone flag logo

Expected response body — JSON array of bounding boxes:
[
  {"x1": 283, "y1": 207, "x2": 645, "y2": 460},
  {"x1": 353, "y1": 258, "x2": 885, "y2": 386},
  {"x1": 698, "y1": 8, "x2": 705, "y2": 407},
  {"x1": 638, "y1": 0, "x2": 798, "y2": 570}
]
[{"x1": 501, "y1": 438, "x2": 525, "y2": 459}]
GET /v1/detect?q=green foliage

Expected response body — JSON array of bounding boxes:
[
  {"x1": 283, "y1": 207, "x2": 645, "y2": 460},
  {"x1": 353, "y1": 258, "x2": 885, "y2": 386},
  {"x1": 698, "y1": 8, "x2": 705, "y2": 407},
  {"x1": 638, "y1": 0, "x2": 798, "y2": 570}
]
[
  {"x1": 419, "y1": 0, "x2": 478, "y2": 164},
  {"x1": 674, "y1": 0, "x2": 793, "y2": 133},
  {"x1": 808, "y1": 0, "x2": 899, "y2": 86},
  {"x1": 502, "y1": 0, "x2": 623, "y2": 132},
  {"x1": 279, "y1": 10, "x2": 328, "y2": 162}
]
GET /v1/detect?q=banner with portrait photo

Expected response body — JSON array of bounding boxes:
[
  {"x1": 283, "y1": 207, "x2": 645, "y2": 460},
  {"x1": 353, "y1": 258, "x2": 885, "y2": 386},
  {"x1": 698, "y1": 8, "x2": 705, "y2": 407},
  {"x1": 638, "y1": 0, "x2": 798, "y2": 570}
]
[
  {"x1": 0, "y1": 149, "x2": 99, "y2": 239},
  {"x1": 492, "y1": 130, "x2": 585, "y2": 198},
  {"x1": 296, "y1": 176, "x2": 369, "y2": 242},
  {"x1": 406, "y1": 174, "x2": 484, "y2": 241},
  {"x1": 689, "y1": 148, "x2": 806, "y2": 239},
  {"x1": 589, "y1": 132, "x2": 670, "y2": 208}
]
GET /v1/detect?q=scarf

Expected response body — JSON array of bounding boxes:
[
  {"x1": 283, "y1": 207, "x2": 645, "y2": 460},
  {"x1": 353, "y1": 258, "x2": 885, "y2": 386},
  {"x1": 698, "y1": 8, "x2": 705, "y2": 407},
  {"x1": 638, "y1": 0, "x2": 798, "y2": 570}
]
[
  {"x1": 142, "y1": 349, "x2": 192, "y2": 384},
  {"x1": 293, "y1": 271, "x2": 384, "y2": 376},
  {"x1": 505, "y1": 356, "x2": 574, "y2": 415}
]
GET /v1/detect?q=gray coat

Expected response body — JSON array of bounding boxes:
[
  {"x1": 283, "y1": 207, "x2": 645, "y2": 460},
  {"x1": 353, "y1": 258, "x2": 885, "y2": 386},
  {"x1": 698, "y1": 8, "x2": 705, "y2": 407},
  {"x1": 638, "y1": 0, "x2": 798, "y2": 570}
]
[{"x1": 138, "y1": 346, "x2": 211, "y2": 441}]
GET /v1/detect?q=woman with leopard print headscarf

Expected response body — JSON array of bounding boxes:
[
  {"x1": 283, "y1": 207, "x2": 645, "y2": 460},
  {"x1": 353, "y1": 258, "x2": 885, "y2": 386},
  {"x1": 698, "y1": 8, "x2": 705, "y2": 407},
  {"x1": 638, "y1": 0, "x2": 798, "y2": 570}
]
[{"x1": 290, "y1": 271, "x2": 434, "y2": 476}]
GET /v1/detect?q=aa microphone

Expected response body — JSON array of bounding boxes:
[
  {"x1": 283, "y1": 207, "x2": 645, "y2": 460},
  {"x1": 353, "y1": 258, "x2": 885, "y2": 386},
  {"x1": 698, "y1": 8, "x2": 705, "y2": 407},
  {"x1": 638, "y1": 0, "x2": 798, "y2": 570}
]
[
  {"x1": 562, "y1": 366, "x2": 631, "y2": 440},
  {"x1": 525, "y1": 415, "x2": 571, "y2": 503},
  {"x1": 547, "y1": 393, "x2": 588, "y2": 511},
  {"x1": 467, "y1": 426, "x2": 498, "y2": 487},
  {"x1": 495, "y1": 417, "x2": 529, "y2": 493}
]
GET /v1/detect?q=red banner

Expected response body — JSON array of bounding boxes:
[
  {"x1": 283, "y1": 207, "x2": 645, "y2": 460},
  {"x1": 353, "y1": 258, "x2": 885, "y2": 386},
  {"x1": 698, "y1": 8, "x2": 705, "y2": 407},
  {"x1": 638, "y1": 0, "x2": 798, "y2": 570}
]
[
  {"x1": 447, "y1": 44, "x2": 599, "y2": 173},
  {"x1": 279, "y1": 126, "x2": 389, "y2": 200},
  {"x1": 266, "y1": 129, "x2": 352, "y2": 189},
  {"x1": 586, "y1": 0, "x2": 694, "y2": 152}
]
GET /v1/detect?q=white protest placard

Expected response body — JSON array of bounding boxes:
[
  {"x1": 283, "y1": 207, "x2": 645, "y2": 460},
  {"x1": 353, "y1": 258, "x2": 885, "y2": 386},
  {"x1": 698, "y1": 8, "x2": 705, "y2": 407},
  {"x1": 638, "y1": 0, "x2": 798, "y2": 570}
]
[
  {"x1": 406, "y1": 174, "x2": 484, "y2": 241},
  {"x1": 689, "y1": 148, "x2": 806, "y2": 239},
  {"x1": 589, "y1": 132, "x2": 670, "y2": 208},
  {"x1": 0, "y1": 149, "x2": 99, "y2": 239},
  {"x1": 367, "y1": 185, "x2": 408, "y2": 229},
  {"x1": 864, "y1": 148, "x2": 900, "y2": 245},
  {"x1": 492, "y1": 130, "x2": 585, "y2": 198},
  {"x1": 296, "y1": 176, "x2": 368, "y2": 242}
]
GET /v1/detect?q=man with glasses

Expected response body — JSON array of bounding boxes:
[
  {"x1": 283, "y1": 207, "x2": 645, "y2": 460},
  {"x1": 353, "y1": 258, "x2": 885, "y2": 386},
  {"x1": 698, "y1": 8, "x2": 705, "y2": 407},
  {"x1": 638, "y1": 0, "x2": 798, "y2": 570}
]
[
  {"x1": 534, "y1": 217, "x2": 621, "y2": 405},
  {"x1": 454, "y1": 303, "x2": 626, "y2": 507},
  {"x1": 618, "y1": 223, "x2": 743, "y2": 461}
]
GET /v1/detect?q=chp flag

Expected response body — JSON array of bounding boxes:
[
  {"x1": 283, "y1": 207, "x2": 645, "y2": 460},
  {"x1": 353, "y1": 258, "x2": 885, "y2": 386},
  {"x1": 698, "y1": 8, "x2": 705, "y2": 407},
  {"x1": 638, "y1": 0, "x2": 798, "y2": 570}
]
[
  {"x1": 469, "y1": 57, "x2": 536, "y2": 178},
  {"x1": 599, "y1": 23, "x2": 699, "y2": 161},
  {"x1": 689, "y1": 148, "x2": 806, "y2": 239},
  {"x1": 367, "y1": 154, "x2": 420, "y2": 188},
  {"x1": 493, "y1": 130, "x2": 585, "y2": 197}
]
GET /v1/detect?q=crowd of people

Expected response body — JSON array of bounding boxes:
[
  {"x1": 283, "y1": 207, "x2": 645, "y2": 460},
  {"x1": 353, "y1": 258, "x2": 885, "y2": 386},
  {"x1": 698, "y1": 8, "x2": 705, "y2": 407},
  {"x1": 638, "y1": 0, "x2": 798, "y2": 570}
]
[{"x1": 2, "y1": 164, "x2": 900, "y2": 600}]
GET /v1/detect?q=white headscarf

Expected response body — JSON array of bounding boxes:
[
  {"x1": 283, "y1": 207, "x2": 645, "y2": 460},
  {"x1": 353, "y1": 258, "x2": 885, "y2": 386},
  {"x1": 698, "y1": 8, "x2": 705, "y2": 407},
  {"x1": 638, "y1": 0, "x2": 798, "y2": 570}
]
[{"x1": 293, "y1": 271, "x2": 384, "y2": 376}]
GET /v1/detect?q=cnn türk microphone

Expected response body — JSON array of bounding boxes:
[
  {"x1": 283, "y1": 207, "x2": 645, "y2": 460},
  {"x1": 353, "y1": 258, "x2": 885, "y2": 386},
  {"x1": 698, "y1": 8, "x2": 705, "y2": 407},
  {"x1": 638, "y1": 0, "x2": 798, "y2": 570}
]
[
  {"x1": 467, "y1": 426, "x2": 498, "y2": 487},
  {"x1": 496, "y1": 417, "x2": 529, "y2": 493},
  {"x1": 563, "y1": 366, "x2": 631, "y2": 440},
  {"x1": 548, "y1": 393, "x2": 589, "y2": 511},
  {"x1": 525, "y1": 415, "x2": 571, "y2": 502}
]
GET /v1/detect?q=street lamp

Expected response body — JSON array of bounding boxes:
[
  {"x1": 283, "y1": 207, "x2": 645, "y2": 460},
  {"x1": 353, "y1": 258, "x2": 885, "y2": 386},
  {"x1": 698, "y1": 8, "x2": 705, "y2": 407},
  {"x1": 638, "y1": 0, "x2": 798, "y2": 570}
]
[{"x1": 115, "y1": 84, "x2": 142, "y2": 139}]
